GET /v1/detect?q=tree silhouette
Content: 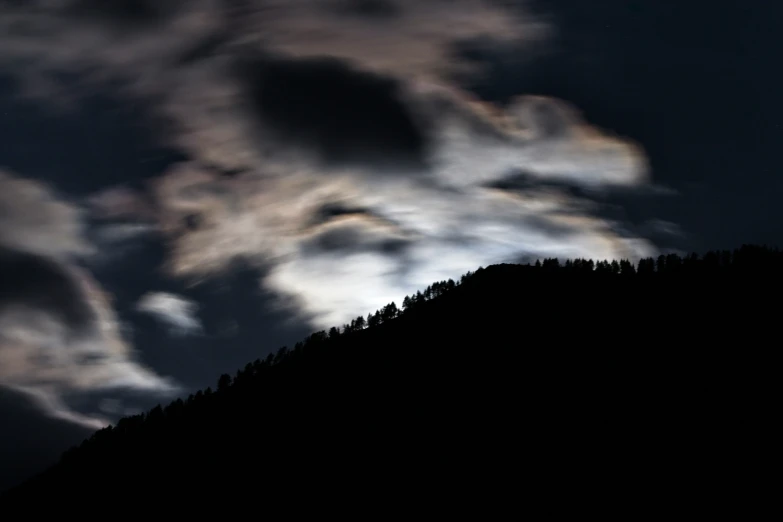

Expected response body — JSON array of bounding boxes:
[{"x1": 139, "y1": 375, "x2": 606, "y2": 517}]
[
  {"x1": 217, "y1": 373, "x2": 232, "y2": 392},
  {"x1": 2, "y1": 244, "x2": 779, "y2": 517}
]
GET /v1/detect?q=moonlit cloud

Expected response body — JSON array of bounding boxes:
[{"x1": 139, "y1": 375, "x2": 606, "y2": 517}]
[
  {"x1": 144, "y1": 79, "x2": 653, "y2": 327},
  {"x1": 137, "y1": 292, "x2": 204, "y2": 337},
  {"x1": 0, "y1": 0, "x2": 661, "y2": 338}
]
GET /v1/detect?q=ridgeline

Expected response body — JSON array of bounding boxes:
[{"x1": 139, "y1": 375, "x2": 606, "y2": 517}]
[{"x1": 2, "y1": 245, "x2": 777, "y2": 516}]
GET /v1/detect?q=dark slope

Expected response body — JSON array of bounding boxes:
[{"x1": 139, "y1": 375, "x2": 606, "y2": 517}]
[
  {"x1": 0, "y1": 389, "x2": 92, "y2": 493},
  {"x1": 2, "y1": 245, "x2": 778, "y2": 516}
]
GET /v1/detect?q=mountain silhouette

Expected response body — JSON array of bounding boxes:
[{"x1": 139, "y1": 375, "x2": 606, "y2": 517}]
[{"x1": 1, "y1": 244, "x2": 776, "y2": 516}]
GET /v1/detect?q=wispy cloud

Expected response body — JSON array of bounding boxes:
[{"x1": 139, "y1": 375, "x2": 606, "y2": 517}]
[{"x1": 137, "y1": 292, "x2": 204, "y2": 337}]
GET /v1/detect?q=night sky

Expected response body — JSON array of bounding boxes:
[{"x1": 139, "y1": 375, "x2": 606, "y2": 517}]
[{"x1": 0, "y1": 0, "x2": 780, "y2": 491}]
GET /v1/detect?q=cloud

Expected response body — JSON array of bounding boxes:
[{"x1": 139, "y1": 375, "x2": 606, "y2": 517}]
[
  {"x1": 243, "y1": 54, "x2": 431, "y2": 172},
  {"x1": 8, "y1": 386, "x2": 109, "y2": 430},
  {"x1": 0, "y1": 170, "x2": 94, "y2": 260},
  {"x1": 0, "y1": 170, "x2": 178, "y2": 429},
  {"x1": 93, "y1": 223, "x2": 157, "y2": 244},
  {"x1": 149, "y1": 142, "x2": 653, "y2": 329},
  {"x1": 417, "y1": 87, "x2": 649, "y2": 189},
  {"x1": 86, "y1": 222, "x2": 159, "y2": 267},
  {"x1": 0, "y1": 0, "x2": 548, "y2": 158},
  {"x1": 0, "y1": 0, "x2": 661, "y2": 332},
  {"x1": 66, "y1": 0, "x2": 185, "y2": 28},
  {"x1": 336, "y1": 0, "x2": 401, "y2": 18},
  {"x1": 0, "y1": 246, "x2": 94, "y2": 332},
  {"x1": 86, "y1": 185, "x2": 157, "y2": 222},
  {"x1": 136, "y1": 292, "x2": 204, "y2": 337},
  {"x1": 215, "y1": 0, "x2": 549, "y2": 80}
]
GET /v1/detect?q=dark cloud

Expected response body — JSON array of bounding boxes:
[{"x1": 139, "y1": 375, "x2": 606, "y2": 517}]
[
  {"x1": 244, "y1": 55, "x2": 431, "y2": 172},
  {"x1": 0, "y1": 388, "x2": 91, "y2": 493},
  {"x1": 0, "y1": 247, "x2": 95, "y2": 333},
  {"x1": 301, "y1": 219, "x2": 412, "y2": 257},
  {"x1": 486, "y1": 170, "x2": 567, "y2": 192},
  {"x1": 183, "y1": 213, "x2": 202, "y2": 231},
  {"x1": 310, "y1": 203, "x2": 376, "y2": 226},
  {"x1": 484, "y1": 170, "x2": 608, "y2": 201},
  {"x1": 336, "y1": 0, "x2": 401, "y2": 18},
  {"x1": 303, "y1": 226, "x2": 366, "y2": 253},
  {"x1": 67, "y1": 0, "x2": 183, "y2": 28},
  {"x1": 176, "y1": 32, "x2": 232, "y2": 66}
]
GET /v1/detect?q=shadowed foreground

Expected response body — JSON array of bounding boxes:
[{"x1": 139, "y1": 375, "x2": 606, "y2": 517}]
[{"x1": 2, "y1": 245, "x2": 777, "y2": 516}]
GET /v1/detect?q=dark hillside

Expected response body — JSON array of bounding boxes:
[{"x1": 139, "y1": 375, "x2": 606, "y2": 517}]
[{"x1": 2, "y1": 245, "x2": 777, "y2": 516}]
